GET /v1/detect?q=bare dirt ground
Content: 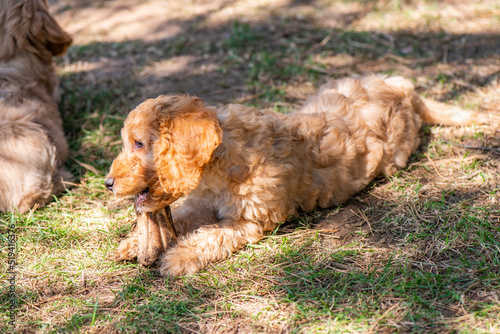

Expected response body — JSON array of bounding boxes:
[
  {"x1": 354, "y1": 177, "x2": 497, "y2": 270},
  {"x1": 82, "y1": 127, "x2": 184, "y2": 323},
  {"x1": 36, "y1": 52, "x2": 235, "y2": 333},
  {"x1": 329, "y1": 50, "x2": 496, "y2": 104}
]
[{"x1": 3, "y1": 0, "x2": 500, "y2": 333}]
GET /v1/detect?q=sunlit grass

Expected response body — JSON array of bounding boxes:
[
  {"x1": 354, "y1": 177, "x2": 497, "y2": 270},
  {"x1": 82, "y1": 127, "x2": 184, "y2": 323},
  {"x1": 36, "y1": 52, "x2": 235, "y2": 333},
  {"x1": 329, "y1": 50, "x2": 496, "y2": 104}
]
[{"x1": 3, "y1": 0, "x2": 499, "y2": 332}]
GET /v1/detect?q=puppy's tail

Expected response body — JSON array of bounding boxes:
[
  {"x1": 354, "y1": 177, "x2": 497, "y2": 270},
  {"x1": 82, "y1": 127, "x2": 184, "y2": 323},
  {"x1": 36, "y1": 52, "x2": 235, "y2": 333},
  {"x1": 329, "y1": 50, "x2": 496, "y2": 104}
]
[
  {"x1": 416, "y1": 95, "x2": 490, "y2": 126},
  {"x1": 383, "y1": 76, "x2": 489, "y2": 126}
]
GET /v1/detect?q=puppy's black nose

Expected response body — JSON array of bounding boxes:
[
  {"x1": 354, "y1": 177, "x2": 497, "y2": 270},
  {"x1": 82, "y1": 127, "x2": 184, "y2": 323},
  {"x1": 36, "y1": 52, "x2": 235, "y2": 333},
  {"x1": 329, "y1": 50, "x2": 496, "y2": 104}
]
[{"x1": 105, "y1": 178, "x2": 115, "y2": 191}]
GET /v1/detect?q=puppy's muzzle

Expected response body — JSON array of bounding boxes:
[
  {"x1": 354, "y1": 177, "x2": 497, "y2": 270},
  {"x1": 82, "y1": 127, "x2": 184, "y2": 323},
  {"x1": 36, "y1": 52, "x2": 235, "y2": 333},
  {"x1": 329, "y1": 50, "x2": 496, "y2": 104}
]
[{"x1": 105, "y1": 178, "x2": 115, "y2": 191}]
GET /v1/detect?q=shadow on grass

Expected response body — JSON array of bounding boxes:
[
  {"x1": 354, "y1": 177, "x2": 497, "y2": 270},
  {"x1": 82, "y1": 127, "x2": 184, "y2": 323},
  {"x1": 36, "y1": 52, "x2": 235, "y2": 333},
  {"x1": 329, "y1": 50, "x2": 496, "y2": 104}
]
[
  {"x1": 58, "y1": 30, "x2": 500, "y2": 177},
  {"x1": 57, "y1": 0, "x2": 500, "y2": 177}
]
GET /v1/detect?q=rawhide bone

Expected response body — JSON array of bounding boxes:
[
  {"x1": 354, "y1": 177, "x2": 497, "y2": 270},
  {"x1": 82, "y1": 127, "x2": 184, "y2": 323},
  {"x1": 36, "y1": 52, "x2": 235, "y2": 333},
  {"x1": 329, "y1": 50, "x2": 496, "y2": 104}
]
[{"x1": 136, "y1": 206, "x2": 177, "y2": 266}]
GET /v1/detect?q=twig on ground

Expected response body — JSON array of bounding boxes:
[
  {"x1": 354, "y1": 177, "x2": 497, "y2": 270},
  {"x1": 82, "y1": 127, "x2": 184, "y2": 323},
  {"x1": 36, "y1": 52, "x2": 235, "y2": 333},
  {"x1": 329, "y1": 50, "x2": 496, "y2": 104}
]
[
  {"x1": 367, "y1": 303, "x2": 401, "y2": 334},
  {"x1": 70, "y1": 155, "x2": 101, "y2": 175},
  {"x1": 353, "y1": 210, "x2": 374, "y2": 236},
  {"x1": 442, "y1": 140, "x2": 500, "y2": 154},
  {"x1": 424, "y1": 152, "x2": 446, "y2": 180}
]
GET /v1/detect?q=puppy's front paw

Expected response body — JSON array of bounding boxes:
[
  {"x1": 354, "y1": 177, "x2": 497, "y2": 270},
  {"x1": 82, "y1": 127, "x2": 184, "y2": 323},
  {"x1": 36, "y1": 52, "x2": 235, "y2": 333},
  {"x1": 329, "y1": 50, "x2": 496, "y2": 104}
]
[
  {"x1": 115, "y1": 236, "x2": 139, "y2": 261},
  {"x1": 158, "y1": 246, "x2": 204, "y2": 277}
]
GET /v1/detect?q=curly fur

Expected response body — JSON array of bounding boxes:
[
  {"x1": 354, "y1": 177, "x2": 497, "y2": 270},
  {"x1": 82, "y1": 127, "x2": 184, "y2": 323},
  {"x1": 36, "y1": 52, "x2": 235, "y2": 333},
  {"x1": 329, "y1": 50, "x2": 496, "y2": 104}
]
[
  {"x1": 106, "y1": 75, "x2": 486, "y2": 277},
  {"x1": 0, "y1": 0, "x2": 73, "y2": 213}
]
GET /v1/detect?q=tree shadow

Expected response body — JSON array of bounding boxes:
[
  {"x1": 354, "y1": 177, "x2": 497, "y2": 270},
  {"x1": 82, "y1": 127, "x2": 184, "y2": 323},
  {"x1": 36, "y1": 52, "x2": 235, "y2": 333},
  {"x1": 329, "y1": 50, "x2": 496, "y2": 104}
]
[{"x1": 57, "y1": 5, "x2": 500, "y2": 173}]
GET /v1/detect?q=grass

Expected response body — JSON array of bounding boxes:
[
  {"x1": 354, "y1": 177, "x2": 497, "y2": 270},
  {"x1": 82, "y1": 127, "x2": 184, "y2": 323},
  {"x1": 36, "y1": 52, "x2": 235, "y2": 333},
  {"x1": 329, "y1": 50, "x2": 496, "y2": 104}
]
[{"x1": 1, "y1": 0, "x2": 500, "y2": 332}]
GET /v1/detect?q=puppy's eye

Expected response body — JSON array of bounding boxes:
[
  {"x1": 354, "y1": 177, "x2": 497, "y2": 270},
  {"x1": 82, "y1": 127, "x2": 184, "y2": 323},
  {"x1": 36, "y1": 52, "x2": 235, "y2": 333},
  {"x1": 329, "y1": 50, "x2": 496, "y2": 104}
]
[{"x1": 134, "y1": 140, "x2": 144, "y2": 149}]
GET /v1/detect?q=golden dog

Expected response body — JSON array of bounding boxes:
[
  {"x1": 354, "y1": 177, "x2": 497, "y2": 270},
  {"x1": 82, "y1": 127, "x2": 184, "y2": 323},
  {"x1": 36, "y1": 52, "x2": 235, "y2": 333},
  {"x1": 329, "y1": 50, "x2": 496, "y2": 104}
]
[
  {"x1": 0, "y1": 0, "x2": 73, "y2": 213},
  {"x1": 106, "y1": 75, "x2": 486, "y2": 276}
]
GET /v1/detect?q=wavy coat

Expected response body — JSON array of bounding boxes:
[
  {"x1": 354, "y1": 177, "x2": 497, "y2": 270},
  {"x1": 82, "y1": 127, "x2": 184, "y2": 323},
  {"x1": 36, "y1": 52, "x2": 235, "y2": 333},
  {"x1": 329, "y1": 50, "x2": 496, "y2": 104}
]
[
  {"x1": 107, "y1": 75, "x2": 486, "y2": 276},
  {"x1": 0, "y1": 0, "x2": 72, "y2": 213}
]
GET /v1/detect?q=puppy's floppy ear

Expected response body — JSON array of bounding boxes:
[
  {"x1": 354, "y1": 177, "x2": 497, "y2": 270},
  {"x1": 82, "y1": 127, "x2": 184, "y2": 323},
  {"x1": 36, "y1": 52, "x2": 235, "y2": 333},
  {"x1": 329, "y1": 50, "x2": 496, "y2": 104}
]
[
  {"x1": 153, "y1": 96, "x2": 222, "y2": 199},
  {"x1": 0, "y1": 0, "x2": 72, "y2": 60},
  {"x1": 36, "y1": 0, "x2": 73, "y2": 56}
]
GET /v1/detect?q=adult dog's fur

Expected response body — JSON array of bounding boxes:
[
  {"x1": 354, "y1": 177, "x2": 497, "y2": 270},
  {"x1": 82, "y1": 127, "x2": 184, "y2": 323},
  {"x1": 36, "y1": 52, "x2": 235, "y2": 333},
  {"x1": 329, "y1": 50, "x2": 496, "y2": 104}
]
[
  {"x1": 0, "y1": 0, "x2": 73, "y2": 213},
  {"x1": 106, "y1": 75, "x2": 486, "y2": 277}
]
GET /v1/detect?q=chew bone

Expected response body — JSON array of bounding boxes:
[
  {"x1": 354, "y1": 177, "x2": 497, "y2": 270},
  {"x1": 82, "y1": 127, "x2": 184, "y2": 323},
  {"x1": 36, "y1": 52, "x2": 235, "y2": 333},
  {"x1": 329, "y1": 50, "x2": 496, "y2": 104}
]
[{"x1": 136, "y1": 206, "x2": 177, "y2": 266}]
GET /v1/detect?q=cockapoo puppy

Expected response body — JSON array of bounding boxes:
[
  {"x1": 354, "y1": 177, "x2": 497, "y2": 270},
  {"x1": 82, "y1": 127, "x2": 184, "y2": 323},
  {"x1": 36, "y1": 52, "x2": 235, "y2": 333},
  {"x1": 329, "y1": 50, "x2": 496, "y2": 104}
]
[
  {"x1": 0, "y1": 0, "x2": 73, "y2": 213},
  {"x1": 106, "y1": 75, "x2": 485, "y2": 276}
]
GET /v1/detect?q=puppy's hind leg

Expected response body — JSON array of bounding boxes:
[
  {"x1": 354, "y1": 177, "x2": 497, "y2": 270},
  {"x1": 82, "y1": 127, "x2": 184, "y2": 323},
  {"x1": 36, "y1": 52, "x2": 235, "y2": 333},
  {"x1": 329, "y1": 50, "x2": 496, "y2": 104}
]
[
  {"x1": 158, "y1": 219, "x2": 264, "y2": 277},
  {"x1": 0, "y1": 121, "x2": 68, "y2": 213}
]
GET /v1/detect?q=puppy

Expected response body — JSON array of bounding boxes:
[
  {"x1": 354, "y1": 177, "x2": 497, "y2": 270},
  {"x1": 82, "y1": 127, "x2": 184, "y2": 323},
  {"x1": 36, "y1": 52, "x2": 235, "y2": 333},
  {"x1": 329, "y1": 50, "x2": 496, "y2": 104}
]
[
  {"x1": 0, "y1": 0, "x2": 73, "y2": 213},
  {"x1": 106, "y1": 75, "x2": 486, "y2": 276}
]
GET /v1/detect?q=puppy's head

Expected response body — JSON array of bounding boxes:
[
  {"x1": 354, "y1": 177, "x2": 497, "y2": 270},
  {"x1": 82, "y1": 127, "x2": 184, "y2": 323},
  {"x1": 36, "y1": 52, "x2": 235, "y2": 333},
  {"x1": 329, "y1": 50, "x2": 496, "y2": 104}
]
[
  {"x1": 0, "y1": 0, "x2": 72, "y2": 61},
  {"x1": 106, "y1": 95, "x2": 222, "y2": 212}
]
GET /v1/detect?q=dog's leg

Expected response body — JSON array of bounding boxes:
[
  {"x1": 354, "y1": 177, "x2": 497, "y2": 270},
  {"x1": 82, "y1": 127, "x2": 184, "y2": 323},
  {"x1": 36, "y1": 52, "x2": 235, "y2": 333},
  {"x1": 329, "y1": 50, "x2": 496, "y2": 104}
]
[
  {"x1": 158, "y1": 219, "x2": 264, "y2": 277},
  {"x1": 115, "y1": 223, "x2": 139, "y2": 261},
  {"x1": 0, "y1": 122, "x2": 63, "y2": 213},
  {"x1": 170, "y1": 196, "x2": 219, "y2": 235}
]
